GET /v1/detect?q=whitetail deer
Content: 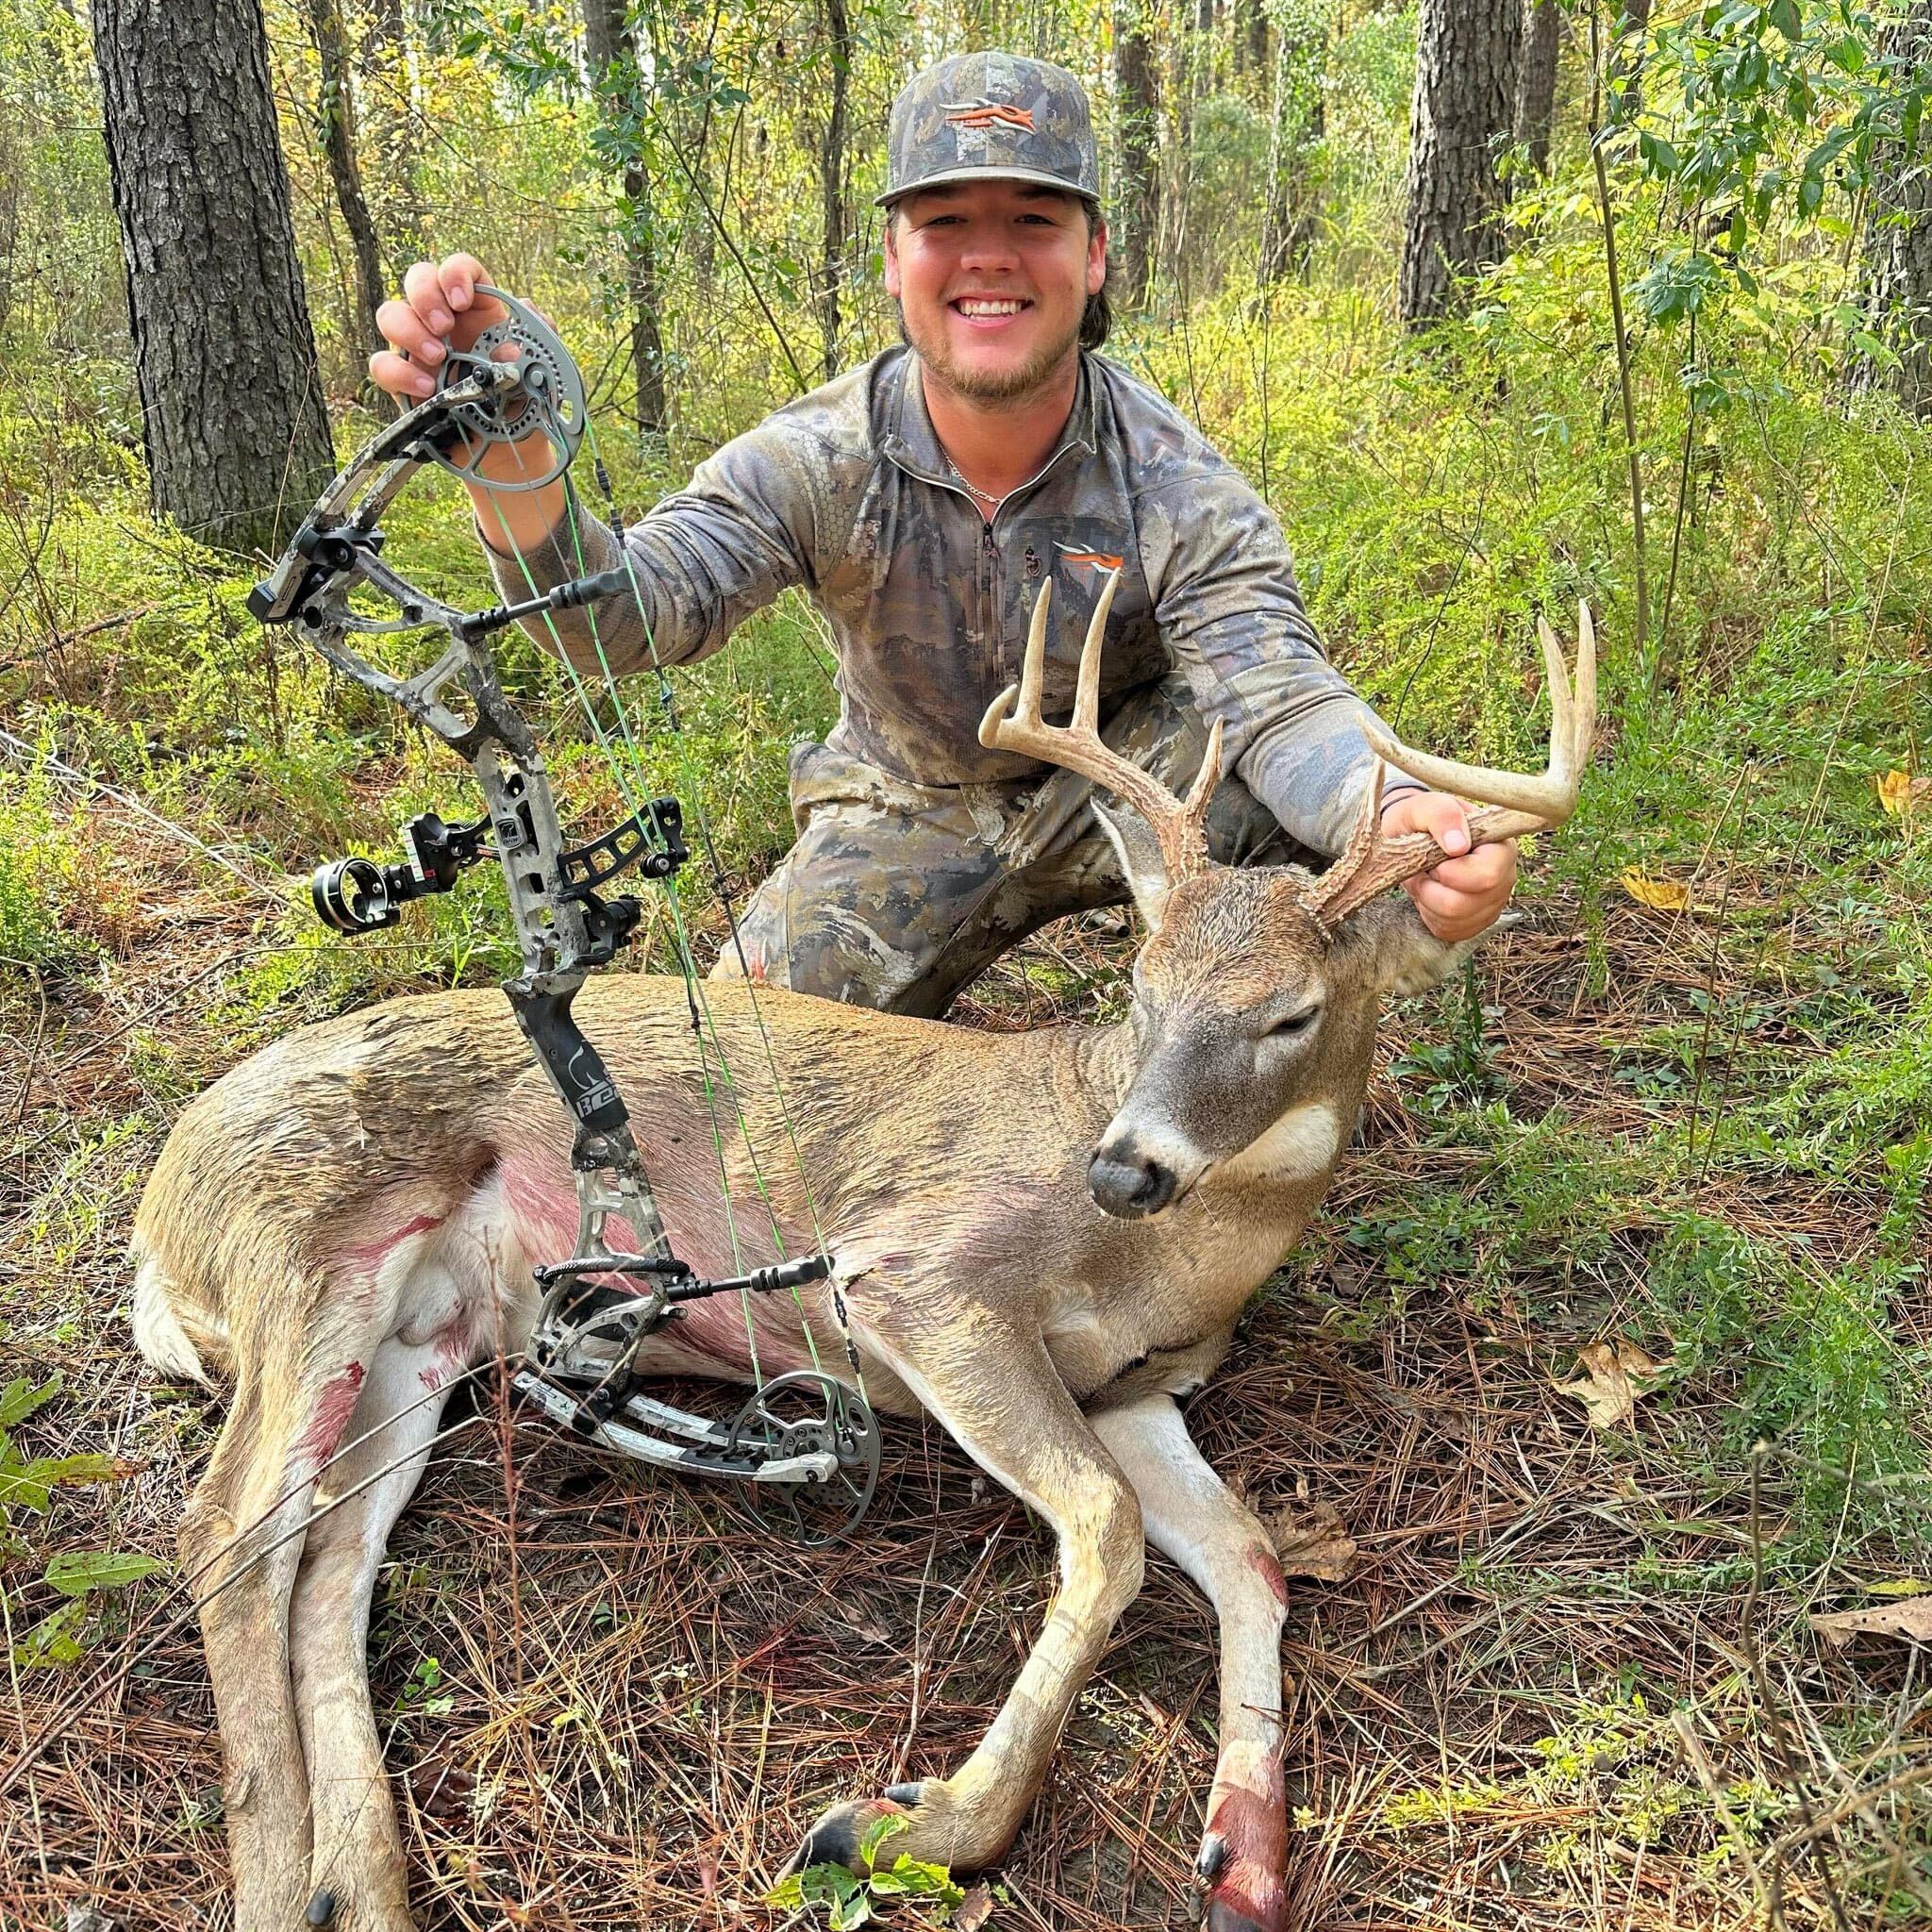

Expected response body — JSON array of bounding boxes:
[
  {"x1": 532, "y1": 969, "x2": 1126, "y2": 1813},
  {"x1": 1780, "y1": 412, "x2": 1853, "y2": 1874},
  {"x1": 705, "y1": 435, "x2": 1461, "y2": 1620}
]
[{"x1": 131, "y1": 580, "x2": 1594, "y2": 1932}]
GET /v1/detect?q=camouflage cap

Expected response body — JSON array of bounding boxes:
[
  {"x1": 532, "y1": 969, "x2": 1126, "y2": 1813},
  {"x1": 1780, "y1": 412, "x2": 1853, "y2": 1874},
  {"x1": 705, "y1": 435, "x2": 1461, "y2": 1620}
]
[{"x1": 875, "y1": 52, "x2": 1101, "y2": 209}]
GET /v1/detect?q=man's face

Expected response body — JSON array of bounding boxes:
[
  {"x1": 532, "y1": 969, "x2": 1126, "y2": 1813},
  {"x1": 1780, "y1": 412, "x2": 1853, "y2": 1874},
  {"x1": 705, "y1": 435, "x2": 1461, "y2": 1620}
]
[{"x1": 884, "y1": 179, "x2": 1108, "y2": 405}]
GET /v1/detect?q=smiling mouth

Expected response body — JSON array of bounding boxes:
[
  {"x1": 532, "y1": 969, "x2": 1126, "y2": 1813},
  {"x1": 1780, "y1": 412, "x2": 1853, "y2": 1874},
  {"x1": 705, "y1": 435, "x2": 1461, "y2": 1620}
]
[{"x1": 950, "y1": 296, "x2": 1032, "y2": 322}]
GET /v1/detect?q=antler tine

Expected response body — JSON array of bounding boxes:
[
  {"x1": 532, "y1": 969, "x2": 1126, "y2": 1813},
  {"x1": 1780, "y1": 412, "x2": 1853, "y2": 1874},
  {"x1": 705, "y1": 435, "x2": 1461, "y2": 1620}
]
[
  {"x1": 978, "y1": 572, "x2": 1221, "y2": 882},
  {"x1": 1307, "y1": 607, "x2": 1599, "y2": 932},
  {"x1": 1357, "y1": 601, "x2": 1595, "y2": 826},
  {"x1": 1072, "y1": 565, "x2": 1120, "y2": 735}
]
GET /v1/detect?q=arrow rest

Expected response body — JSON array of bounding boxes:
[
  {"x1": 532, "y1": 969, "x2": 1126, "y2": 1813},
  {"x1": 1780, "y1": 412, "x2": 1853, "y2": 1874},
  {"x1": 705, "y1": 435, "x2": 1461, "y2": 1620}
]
[{"x1": 246, "y1": 287, "x2": 877, "y2": 1542}]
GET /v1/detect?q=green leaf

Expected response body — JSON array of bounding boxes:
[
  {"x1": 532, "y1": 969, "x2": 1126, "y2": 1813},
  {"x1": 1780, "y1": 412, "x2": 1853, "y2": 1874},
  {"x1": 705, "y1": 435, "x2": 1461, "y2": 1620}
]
[
  {"x1": 858, "y1": 1808, "x2": 909, "y2": 1870},
  {"x1": 828, "y1": 1891, "x2": 873, "y2": 1932},
  {"x1": 44, "y1": 1551, "x2": 163, "y2": 1595},
  {"x1": 1767, "y1": 0, "x2": 1801, "y2": 40},
  {"x1": 880, "y1": 1855, "x2": 966, "y2": 1907},
  {"x1": 0, "y1": 1449, "x2": 123, "y2": 1514},
  {"x1": 1639, "y1": 130, "x2": 1682, "y2": 175},
  {"x1": 11, "y1": 1599, "x2": 87, "y2": 1668},
  {"x1": 0, "y1": 1374, "x2": 59, "y2": 1428}
]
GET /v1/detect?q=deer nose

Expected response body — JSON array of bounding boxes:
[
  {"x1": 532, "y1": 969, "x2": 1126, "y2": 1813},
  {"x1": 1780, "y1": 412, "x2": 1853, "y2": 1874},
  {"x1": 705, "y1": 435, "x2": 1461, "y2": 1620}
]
[{"x1": 1089, "y1": 1147, "x2": 1177, "y2": 1219}]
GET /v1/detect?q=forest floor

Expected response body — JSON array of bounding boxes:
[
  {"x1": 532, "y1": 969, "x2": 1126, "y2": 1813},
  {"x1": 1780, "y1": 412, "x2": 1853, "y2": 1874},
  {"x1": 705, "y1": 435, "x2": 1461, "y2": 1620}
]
[{"x1": 3, "y1": 819, "x2": 1927, "y2": 1929}]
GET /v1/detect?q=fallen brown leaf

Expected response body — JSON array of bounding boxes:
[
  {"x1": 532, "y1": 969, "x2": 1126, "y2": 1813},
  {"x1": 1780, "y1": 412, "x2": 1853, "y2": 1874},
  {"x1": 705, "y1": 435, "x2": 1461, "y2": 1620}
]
[
  {"x1": 1811, "y1": 1595, "x2": 1932, "y2": 1648},
  {"x1": 1620, "y1": 867, "x2": 1691, "y2": 911},
  {"x1": 1877, "y1": 770, "x2": 1932, "y2": 818},
  {"x1": 1553, "y1": 1340, "x2": 1668, "y2": 1432},
  {"x1": 955, "y1": 1881, "x2": 995, "y2": 1930},
  {"x1": 1264, "y1": 1497, "x2": 1358, "y2": 1583}
]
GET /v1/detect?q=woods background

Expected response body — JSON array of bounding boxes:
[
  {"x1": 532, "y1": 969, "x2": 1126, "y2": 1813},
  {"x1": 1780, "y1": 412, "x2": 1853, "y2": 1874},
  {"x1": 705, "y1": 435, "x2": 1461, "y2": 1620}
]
[{"x1": 3, "y1": 2, "x2": 1932, "y2": 1927}]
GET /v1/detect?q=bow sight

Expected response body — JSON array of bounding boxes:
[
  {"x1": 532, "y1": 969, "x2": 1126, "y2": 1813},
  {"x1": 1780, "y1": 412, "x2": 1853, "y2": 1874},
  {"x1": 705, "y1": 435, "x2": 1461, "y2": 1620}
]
[{"x1": 248, "y1": 288, "x2": 877, "y2": 1543}]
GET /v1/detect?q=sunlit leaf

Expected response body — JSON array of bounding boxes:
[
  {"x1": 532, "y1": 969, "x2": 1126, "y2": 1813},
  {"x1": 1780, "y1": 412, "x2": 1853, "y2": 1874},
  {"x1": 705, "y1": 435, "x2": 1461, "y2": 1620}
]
[
  {"x1": 1877, "y1": 770, "x2": 1930, "y2": 816},
  {"x1": 1620, "y1": 869, "x2": 1692, "y2": 910},
  {"x1": 1554, "y1": 1341, "x2": 1671, "y2": 1432}
]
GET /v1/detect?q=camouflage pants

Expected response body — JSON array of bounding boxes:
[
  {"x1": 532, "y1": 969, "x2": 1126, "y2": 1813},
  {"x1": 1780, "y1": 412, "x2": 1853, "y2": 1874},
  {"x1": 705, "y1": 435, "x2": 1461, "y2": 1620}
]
[{"x1": 708, "y1": 672, "x2": 1312, "y2": 1017}]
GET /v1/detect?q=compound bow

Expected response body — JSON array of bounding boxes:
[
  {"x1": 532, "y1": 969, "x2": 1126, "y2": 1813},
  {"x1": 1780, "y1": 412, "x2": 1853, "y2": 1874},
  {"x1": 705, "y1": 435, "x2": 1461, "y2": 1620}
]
[{"x1": 247, "y1": 289, "x2": 877, "y2": 1543}]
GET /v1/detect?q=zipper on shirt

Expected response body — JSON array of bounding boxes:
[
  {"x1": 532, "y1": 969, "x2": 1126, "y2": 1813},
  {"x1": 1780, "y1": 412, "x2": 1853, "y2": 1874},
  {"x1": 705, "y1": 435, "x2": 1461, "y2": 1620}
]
[
  {"x1": 979, "y1": 520, "x2": 999, "y2": 686},
  {"x1": 885, "y1": 437, "x2": 1086, "y2": 685}
]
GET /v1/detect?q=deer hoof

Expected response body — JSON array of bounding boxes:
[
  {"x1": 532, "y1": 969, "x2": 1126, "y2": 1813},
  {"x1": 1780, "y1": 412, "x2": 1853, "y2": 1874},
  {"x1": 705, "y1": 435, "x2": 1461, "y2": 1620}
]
[
  {"x1": 1205, "y1": 1895, "x2": 1282, "y2": 1932},
  {"x1": 786, "y1": 1792, "x2": 911, "y2": 1876}
]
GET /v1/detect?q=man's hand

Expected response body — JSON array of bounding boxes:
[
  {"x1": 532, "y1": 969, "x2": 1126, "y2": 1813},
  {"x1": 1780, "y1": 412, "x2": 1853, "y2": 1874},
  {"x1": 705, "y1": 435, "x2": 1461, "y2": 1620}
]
[
  {"x1": 369, "y1": 255, "x2": 567, "y2": 555},
  {"x1": 369, "y1": 254, "x2": 505, "y2": 404},
  {"x1": 1378, "y1": 790, "x2": 1516, "y2": 942}
]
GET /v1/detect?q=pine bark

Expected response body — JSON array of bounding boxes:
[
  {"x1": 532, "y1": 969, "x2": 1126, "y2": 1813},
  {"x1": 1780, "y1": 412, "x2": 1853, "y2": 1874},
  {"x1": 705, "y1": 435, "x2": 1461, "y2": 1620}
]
[
  {"x1": 1858, "y1": 0, "x2": 1932, "y2": 414},
  {"x1": 93, "y1": 0, "x2": 334, "y2": 554},
  {"x1": 1399, "y1": 0, "x2": 1523, "y2": 325},
  {"x1": 818, "y1": 0, "x2": 852, "y2": 383},
  {"x1": 1516, "y1": 0, "x2": 1560, "y2": 175},
  {"x1": 302, "y1": 0, "x2": 388, "y2": 381},
  {"x1": 1114, "y1": 8, "x2": 1160, "y2": 308},
  {"x1": 583, "y1": 0, "x2": 667, "y2": 436}
]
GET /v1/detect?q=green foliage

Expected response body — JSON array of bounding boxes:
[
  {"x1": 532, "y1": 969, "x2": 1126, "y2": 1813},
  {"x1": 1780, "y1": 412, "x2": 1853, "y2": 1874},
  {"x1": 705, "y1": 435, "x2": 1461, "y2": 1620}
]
[
  {"x1": 1, "y1": 1375, "x2": 158, "y2": 1670},
  {"x1": 766, "y1": 1813, "x2": 968, "y2": 1928}
]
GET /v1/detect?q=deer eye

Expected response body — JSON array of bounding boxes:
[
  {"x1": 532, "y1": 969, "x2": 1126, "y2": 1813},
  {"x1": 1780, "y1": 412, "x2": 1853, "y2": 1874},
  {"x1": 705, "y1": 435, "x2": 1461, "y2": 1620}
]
[{"x1": 1266, "y1": 1007, "x2": 1321, "y2": 1040}]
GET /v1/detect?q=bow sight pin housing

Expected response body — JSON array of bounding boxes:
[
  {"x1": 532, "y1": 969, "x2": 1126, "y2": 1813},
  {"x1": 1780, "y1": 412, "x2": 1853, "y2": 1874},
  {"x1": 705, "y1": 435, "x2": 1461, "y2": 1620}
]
[{"x1": 310, "y1": 810, "x2": 490, "y2": 934}]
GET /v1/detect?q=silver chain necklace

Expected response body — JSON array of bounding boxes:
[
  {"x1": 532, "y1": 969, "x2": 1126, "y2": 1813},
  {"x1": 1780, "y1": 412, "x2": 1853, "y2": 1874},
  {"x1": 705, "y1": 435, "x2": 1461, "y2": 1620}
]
[{"x1": 943, "y1": 451, "x2": 1007, "y2": 518}]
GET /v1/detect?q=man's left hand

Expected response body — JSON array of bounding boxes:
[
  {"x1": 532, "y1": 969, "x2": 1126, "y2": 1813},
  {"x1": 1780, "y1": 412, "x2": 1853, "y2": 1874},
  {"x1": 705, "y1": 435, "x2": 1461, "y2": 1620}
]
[{"x1": 1378, "y1": 791, "x2": 1516, "y2": 942}]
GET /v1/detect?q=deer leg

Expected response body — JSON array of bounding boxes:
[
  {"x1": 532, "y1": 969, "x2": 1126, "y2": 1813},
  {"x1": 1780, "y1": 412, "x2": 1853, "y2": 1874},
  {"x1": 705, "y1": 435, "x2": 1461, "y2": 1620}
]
[
  {"x1": 182, "y1": 1358, "x2": 343, "y2": 1929},
  {"x1": 289, "y1": 1329, "x2": 458, "y2": 1931},
  {"x1": 1091, "y1": 1396, "x2": 1289, "y2": 1932},
  {"x1": 793, "y1": 1329, "x2": 1143, "y2": 1876}
]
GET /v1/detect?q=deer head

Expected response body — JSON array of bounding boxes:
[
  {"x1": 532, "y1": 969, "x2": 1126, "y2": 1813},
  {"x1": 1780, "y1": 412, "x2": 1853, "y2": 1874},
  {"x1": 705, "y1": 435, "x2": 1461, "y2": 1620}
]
[{"x1": 980, "y1": 576, "x2": 1596, "y2": 1219}]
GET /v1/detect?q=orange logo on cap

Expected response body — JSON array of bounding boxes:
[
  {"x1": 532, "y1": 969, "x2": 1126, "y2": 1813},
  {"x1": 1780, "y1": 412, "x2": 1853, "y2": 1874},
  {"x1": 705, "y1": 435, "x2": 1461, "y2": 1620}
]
[{"x1": 943, "y1": 100, "x2": 1036, "y2": 131}]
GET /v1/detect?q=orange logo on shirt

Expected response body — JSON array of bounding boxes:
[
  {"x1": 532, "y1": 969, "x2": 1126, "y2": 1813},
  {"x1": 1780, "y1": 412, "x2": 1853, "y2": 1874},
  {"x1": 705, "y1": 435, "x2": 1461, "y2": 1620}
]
[
  {"x1": 1057, "y1": 543, "x2": 1124, "y2": 583},
  {"x1": 943, "y1": 100, "x2": 1036, "y2": 131}
]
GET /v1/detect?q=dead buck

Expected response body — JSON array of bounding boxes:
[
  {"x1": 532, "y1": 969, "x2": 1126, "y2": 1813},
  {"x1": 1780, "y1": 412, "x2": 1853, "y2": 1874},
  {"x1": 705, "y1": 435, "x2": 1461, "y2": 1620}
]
[{"x1": 132, "y1": 580, "x2": 1594, "y2": 1932}]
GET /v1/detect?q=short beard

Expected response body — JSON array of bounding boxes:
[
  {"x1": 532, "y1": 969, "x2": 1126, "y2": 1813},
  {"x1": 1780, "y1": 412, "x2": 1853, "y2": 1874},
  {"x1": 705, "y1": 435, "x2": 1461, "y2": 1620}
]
[{"x1": 896, "y1": 300, "x2": 1083, "y2": 408}]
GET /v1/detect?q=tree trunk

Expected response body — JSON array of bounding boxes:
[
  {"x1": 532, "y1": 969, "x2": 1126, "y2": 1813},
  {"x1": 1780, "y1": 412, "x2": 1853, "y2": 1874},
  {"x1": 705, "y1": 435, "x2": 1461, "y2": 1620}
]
[
  {"x1": 1261, "y1": 14, "x2": 1325, "y2": 283},
  {"x1": 1114, "y1": 8, "x2": 1160, "y2": 308},
  {"x1": 1858, "y1": 0, "x2": 1932, "y2": 414},
  {"x1": 93, "y1": 0, "x2": 334, "y2": 554},
  {"x1": 301, "y1": 0, "x2": 388, "y2": 390},
  {"x1": 583, "y1": 0, "x2": 667, "y2": 437},
  {"x1": 359, "y1": 0, "x2": 426, "y2": 270},
  {"x1": 1399, "y1": 0, "x2": 1523, "y2": 325},
  {"x1": 1616, "y1": 0, "x2": 1652, "y2": 119},
  {"x1": 817, "y1": 0, "x2": 852, "y2": 384},
  {"x1": 1516, "y1": 0, "x2": 1560, "y2": 174},
  {"x1": 1238, "y1": 0, "x2": 1268, "y2": 77}
]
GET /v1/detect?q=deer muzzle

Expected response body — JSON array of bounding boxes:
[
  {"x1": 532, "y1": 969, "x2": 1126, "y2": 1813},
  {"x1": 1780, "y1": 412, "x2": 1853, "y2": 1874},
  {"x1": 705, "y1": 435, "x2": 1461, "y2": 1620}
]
[{"x1": 1088, "y1": 1145, "x2": 1179, "y2": 1219}]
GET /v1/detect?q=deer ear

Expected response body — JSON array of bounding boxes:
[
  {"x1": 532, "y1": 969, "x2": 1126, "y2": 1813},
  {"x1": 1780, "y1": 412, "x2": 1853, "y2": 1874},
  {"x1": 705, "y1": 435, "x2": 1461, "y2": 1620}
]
[
  {"x1": 1092, "y1": 799, "x2": 1174, "y2": 932},
  {"x1": 1342, "y1": 894, "x2": 1473, "y2": 996}
]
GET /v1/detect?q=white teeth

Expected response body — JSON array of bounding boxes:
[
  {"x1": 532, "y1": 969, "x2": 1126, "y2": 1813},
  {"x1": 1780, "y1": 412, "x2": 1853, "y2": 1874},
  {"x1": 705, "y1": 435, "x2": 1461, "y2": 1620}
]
[{"x1": 958, "y1": 299, "x2": 1023, "y2": 315}]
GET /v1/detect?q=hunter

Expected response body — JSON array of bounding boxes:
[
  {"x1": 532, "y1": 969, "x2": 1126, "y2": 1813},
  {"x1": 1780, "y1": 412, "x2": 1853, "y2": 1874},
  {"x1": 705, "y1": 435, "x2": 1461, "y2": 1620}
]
[{"x1": 369, "y1": 52, "x2": 1515, "y2": 1015}]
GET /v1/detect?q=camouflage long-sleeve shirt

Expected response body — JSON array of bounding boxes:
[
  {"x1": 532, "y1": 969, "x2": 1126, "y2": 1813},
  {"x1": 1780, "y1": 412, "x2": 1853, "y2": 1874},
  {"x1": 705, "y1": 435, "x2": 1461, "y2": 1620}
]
[{"x1": 493, "y1": 345, "x2": 1407, "y2": 857}]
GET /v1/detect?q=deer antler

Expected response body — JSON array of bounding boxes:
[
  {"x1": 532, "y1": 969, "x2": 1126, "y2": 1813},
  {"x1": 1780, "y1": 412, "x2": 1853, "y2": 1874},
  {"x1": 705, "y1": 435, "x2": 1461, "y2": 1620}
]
[
  {"x1": 979, "y1": 571, "x2": 1224, "y2": 883},
  {"x1": 1306, "y1": 602, "x2": 1598, "y2": 932}
]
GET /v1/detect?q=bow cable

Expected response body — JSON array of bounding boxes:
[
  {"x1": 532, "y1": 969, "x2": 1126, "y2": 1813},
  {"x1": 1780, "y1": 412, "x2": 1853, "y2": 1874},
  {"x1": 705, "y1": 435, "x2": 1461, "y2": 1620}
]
[{"x1": 466, "y1": 415, "x2": 863, "y2": 1401}]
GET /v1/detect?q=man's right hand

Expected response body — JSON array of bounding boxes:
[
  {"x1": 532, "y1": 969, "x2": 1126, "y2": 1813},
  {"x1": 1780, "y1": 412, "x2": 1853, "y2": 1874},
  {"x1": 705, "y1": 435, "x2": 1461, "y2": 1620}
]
[{"x1": 369, "y1": 255, "x2": 568, "y2": 557}]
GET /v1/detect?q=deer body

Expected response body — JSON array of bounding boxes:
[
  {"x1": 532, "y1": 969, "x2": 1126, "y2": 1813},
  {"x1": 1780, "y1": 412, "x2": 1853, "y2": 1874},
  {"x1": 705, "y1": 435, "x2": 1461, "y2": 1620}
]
[{"x1": 133, "y1": 589, "x2": 1592, "y2": 1932}]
